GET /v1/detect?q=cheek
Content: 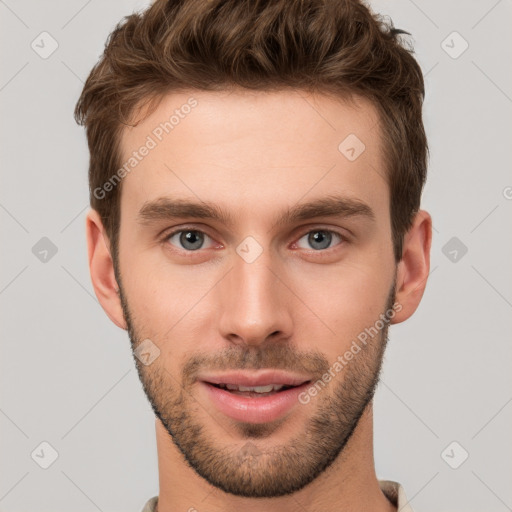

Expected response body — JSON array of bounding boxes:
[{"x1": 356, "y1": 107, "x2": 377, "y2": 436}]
[
  {"x1": 120, "y1": 248, "x2": 216, "y2": 337},
  {"x1": 290, "y1": 261, "x2": 392, "y2": 345}
]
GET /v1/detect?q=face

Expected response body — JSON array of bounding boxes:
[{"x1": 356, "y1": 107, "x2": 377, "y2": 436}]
[{"x1": 114, "y1": 89, "x2": 398, "y2": 497}]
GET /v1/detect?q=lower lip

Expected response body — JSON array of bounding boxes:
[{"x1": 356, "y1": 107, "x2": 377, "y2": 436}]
[{"x1": 200, "y1": 381, "x2": 311, "y2": 424}]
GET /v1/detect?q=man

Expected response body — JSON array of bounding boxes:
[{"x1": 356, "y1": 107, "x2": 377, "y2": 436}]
[{"x1": 75, "y1": 0, "x2": 431, "y2": 510}]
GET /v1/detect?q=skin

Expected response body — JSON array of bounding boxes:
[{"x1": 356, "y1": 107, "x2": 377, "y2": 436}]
[{"x1": 86, "y1": 88, "x2": 431, "y2": 512}]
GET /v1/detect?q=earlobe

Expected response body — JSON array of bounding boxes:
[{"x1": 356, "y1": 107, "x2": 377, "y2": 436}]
[
  {"x1": 391, "y1": 210, "x2": 432, "y2": 324},
  {"x1": 85, "y1": 209, "x2": 127, "y2": 330}
]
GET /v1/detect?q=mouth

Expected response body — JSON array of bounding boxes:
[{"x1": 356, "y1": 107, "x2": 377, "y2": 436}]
[
  {"x1": 198, "y1": 370, "x2": 313, "y2": 423},
  {"x1": 199, "y1": 369, "x2": 311, "y2": 396},
  {"x1": 206, "y1": 382, "x2": 307, "y2": 397}
]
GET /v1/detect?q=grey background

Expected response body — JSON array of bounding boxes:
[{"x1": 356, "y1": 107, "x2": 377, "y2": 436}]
[{"x1": 1, "y1": 0, "x2": 511, "y2": 511}]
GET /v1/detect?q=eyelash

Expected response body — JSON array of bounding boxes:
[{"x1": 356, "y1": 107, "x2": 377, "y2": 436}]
[{"x1": 161, "y1": 226, "x2": 348, "y2": 254}]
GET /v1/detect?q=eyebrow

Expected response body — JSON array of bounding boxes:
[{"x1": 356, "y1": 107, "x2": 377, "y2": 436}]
[{"x1": 137, "y1": 194, "x2": 375, "y2": 230}]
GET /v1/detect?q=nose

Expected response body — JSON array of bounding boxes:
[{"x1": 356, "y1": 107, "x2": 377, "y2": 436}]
[{"x1": 217, "y1": 247, "x2": 293, "y2": 348}]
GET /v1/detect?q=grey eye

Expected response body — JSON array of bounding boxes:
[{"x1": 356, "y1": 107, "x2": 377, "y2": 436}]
[
  {"x1": 167, "y1": 230, "x2": 212, "y2": 251},
  {"x1": 296, "y1": 230, "x2": 342, "y2": 251}
]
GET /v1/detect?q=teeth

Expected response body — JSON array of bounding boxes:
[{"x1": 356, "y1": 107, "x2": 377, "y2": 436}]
[{"x1": 221, "y1": 384, "x2": 285, "y2": 393}]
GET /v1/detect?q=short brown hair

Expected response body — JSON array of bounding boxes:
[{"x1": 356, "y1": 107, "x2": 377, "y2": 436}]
[{"x1": 75, "y1": 0, "x2": 427, "y2": 263}]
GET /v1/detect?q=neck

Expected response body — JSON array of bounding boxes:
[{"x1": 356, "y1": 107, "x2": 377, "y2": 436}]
[{"x1": 154, "y1": 402, "x2": 396, "y2": 512}]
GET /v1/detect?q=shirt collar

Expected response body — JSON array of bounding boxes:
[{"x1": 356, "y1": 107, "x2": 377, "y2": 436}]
[
  {"x1": 141, "y1": 479, "x2": 415, "y2": 512},
  {"x1": 379, "y1": 479, "x2": 415, "y2": 512}
]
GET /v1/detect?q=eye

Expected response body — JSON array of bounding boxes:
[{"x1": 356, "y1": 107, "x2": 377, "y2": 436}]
[
  {"x1": 164, "y1": 229, "x2": 216, "y2": 251},
  {"x1": 162, "y1": 227, "x2": 346, "y2": 254},
  {"x1": 295, "y1": 229, "x2": 345, "y2": 251}
]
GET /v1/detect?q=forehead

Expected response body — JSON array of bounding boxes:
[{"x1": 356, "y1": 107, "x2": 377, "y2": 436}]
[{"x1": 118, "y1": 88, "x2": 388, "y2": 221}]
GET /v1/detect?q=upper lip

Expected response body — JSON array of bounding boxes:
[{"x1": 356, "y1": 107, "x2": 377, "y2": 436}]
[{"x1": 199, "y1": 370, "x2": 311, "y2": 387}]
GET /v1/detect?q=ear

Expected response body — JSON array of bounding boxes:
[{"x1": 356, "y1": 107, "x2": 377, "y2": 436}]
[
  {"x1": 85, "y1": 209, "x2": 127, "y2": 330},
  {"x1": 390, "y1": 209, "x2": 432, "y2": 324}
]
